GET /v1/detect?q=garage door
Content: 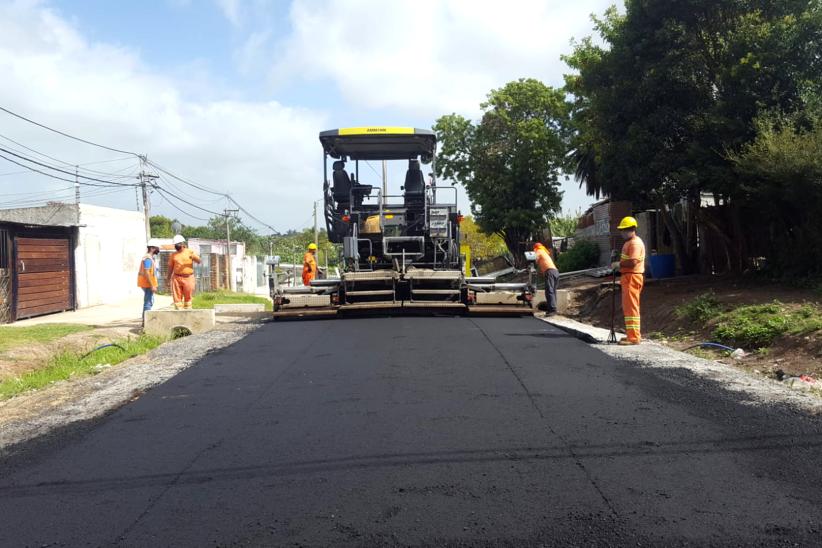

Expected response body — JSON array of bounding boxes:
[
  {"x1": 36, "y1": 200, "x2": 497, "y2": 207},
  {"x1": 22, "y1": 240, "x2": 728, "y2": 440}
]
[{"x1": 15, "y1": 237, "x2": 73, "y2": 319}]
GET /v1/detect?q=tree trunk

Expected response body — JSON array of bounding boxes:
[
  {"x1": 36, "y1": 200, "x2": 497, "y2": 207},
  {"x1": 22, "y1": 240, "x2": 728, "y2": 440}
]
[
  {"x1": 656, "y1": 197, "x2": 697, "y2": 275},
  {"x1": 502, "y1": 228, "x2": 529, "y2": 269}
]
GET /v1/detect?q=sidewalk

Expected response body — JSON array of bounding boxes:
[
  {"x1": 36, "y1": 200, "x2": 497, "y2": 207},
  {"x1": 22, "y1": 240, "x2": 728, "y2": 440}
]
[{"x1": 8, "y1": 295, "x2": 174, "y2": 328}]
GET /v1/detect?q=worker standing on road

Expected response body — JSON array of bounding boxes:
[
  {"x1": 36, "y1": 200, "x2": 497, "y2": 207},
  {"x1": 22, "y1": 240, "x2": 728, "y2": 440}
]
[
  {"x1": 534, "y1": 242, "x2": 560, "y2": 316},
  {"x1": 167, "y1": 235, "x2": 201, "y2": 310},
  {"x1": 613, "y1": 217, "x2": 646, "y2": 345},
  {"x1": 137, "y1": 239, "x2": 161, "y2": 325},
  {"x1": 302, "y1": 243, "x2": 318, "y2": 286}
]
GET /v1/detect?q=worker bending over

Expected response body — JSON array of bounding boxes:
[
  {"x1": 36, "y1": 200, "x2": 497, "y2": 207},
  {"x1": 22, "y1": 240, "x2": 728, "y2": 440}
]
[
  {"x1": 534, "y1": 242, "x2": 559, "y2": 315},
  {"x1": 614, "y1": 217, "x2": 645, "y2": 345},
  {"x1": 167, "y1": 235, "x2": 201, "y2": 310},
  {"x1": 137, "y1": 239, "x2": 161, "y2": 325},
  {"x1": 302, "y1": 243, "x2": 318, "y2": 286}
]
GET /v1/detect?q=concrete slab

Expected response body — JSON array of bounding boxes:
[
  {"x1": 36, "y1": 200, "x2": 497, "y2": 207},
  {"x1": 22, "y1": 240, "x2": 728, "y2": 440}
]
[
  {"x1": 7, "y1": 295, "x2": 174, "y2": 328},
  {"x1": 214, "y1": 303, "x2": 265, "y2": 314},
  {"x1": 143, "y1": 309, "x2": 215, "y2": 337},
  {"x1": 476, "y1": 291, "x2": 519, "y2": 305}
]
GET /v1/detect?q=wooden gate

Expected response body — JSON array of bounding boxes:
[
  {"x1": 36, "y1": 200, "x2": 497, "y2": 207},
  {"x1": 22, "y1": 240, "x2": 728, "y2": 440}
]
[{"x1": 14, "y1": 236, "x2": 74, "y2": 319}]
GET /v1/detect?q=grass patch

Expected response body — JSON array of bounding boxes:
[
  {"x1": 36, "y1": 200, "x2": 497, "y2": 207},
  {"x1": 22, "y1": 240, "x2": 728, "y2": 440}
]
[
  {"x1": 0, "y1": 334, "x2": 164, "y2": 400},
  {"x1": 0, "y1": 324, "x2": 92, "y2": 353},
  {"x1": 192, "y1": 291, "x2": 272, "y2": 311},
  {"x1": 675, "y1": 291, "x2": 723, "y2": 324},
  {"x1": 712, "y1": 301, "x2": 822, "y2": 348}
]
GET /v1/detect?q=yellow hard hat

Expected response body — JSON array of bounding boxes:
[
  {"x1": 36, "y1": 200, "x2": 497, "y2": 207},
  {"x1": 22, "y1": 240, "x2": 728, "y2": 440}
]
[
  {"x1": 617, "y1": 216, "x2": 638, "y2": 230},
  {"x1": 307, "y1": 243, "x2": 318, "y2": 250}
]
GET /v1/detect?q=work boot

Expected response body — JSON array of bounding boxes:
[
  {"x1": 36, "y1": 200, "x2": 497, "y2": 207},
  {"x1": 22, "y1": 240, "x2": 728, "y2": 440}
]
[{"x1": 618, "y1": 339, "x2": 640, "y2": 346}]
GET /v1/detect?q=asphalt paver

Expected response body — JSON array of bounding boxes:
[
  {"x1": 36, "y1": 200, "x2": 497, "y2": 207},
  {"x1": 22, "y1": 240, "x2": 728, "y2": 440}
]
[{"x1": 1, "y1": 316, "x2": 821, "y2": 546}]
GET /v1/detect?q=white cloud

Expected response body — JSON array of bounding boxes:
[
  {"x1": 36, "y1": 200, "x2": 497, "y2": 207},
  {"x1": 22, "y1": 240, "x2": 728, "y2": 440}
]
[
  {"x1": 0, "y1": 0, "x2": 326, "y2": 230},
  {"x1": 271, "y1": 0, "x2": 616, "y2": 117},
  {"x1": 215, "y1": 0, "x2": 242, "y2": 27}
]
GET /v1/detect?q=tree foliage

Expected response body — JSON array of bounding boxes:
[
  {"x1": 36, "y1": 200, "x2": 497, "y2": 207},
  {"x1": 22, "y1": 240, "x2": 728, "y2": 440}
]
[
  {"x1": 549, "y1": 211, "x2": 581, "y2": 238},
  {"x1": 435, "y1": 78, "x2": 569, "y2": 265},
  {"x1": 728, "y1": 98, "x2": 822, "y2": 274},
  {"x1": 459, "y1": 216, "x2": 508, "y2": 260},
  {"x1": 564, "y1": 0, "x2": 822, "y2": 273}
]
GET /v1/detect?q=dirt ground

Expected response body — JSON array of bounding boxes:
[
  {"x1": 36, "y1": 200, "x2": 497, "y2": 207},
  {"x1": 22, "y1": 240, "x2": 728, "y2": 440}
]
[
  {"x1": 564, "y1": 275, "x2": 822, "y2": 379},
  {"x1": 0, "y1": 325, "x2": 140, "y2": 382}
]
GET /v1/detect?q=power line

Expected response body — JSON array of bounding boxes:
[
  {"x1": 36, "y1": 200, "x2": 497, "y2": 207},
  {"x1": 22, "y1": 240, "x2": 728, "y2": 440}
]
[
  {"x1": 153, "y1": 186, "x2": 223, "y2": 217},
  {"x1": 154, "y1": 190, "x2": 210, "y2": 222},
  {"x1": 0, "y1": 146, "x2": 137, "y2": 187},
  {"x1": 0, "y1": 132, "x2": 137, "y2": 178},
  {"x1": 0, "y1": 105, "x2": 139, "y2": 156},
  {"x1": 0, "y1": 151, "x2": 135, "y2": 188},
  {"x1": 146, "y1": 159, "x2": 227, "y2": 196}
]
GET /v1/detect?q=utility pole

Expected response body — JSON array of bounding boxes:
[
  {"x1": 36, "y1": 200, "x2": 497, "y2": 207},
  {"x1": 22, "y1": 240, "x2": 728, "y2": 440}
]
[
  {"x1": 74, "y1": 166, "x2": 80, "y2": 205},
  {"x1": 313, "y1": 199, "x2": 320, "y2": 246},
  {"x1": 137, "y1": 156, "x2": 158, "y2": 242},
  {"x1": 223, "y1": 208, "x2": 239, "y2": 291}
]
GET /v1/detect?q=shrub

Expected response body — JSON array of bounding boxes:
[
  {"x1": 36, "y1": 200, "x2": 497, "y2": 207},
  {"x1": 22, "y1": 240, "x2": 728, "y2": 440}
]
[
  {"x1": 712, "y1": 302, "x2": 788, "y2": 348},
  {"x1": 556, "y1": 240, "x2": 600, "y2": 272},
  {"x1": 674, "y1": 291, "x2": 723, "y2": 323}
]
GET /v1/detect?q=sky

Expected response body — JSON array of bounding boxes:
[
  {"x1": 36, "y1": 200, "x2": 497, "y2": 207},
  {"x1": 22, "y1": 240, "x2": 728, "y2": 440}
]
[{"x1": 0, "y1": 0, "x2": 617, "y2": 233}]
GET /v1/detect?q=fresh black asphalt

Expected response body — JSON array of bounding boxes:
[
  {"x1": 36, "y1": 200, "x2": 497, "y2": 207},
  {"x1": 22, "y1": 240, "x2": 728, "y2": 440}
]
[{"x1": 1, "y1": 316, "x2": 821, "y2": 546}]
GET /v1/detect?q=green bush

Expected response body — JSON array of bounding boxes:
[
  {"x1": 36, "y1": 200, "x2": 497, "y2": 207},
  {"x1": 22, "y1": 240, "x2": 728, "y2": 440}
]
[
  {"x1": 674, "y1": 291, "x2": 723, "y2": 323},
  {"x1": 556, "y1": 240, "x2": 600, "y2": 272},
  {"x1": 712, "y1": 302, "x2": 788, "y2": 348}
]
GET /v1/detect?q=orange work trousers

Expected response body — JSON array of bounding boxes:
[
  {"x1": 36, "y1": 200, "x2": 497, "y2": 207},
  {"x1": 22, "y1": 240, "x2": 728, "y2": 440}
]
[
  {"x1": 621, "y1": 272, "x2": 644, "y2": 342},
  {"x1": 171, "y1": 274, "x2": 195, "y2": 309}
]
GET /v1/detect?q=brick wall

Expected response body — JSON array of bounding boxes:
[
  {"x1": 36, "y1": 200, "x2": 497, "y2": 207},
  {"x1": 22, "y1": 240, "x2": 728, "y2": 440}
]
[{"x1": 575, "y1": 200, "x2": 633, "y2": 266}]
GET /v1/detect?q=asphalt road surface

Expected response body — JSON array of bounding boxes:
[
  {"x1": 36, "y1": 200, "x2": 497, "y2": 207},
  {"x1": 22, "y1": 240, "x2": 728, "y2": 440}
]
[{"x1": 2, "y1": 316, "x2": 822, "y2": 546}]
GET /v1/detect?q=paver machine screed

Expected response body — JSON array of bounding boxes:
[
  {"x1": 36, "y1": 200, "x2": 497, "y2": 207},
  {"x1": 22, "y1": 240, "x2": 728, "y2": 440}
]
[{"x1": 271, "y1": 126, "x2": 535, "y2": 318}]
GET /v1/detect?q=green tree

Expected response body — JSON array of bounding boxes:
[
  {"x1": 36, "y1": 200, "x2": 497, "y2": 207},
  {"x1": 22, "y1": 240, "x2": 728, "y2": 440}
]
[
  {"x1": 728, "y1": 98, "x2": 822, "y2": 274},
  {"x1": 149, "y1": 215, "x2": 175, "y2": 238},
  {"x1": 549, "y1": 211, "x2": 581, "y2": 238},
  {"x1": 564, "y1": 0, "x2": 822, "y2": 273},
  {"x1": 459, "y1": 216, "x2": 508, "y2": 260},
  {"x1": 435, "y1": 78, "x2": 569, "y2": 266}
]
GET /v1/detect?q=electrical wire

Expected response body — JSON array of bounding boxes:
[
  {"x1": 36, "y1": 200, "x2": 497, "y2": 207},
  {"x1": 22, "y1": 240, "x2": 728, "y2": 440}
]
[
  {"x1": 146, "y1": 159, "x2": 226, "y2": 196},
  {"x1": 0, "y1": 133, "x2": 137, "y2": 178},
  {"x1": 0, "y1": 146, "x2": 137, "y2": 187},
  {"x1": 153, "y1": 186, "x2": 223, "y2": 217},
  {"x1": 154, "y1": 190, "x2": 210, "y2": 222},
  {"x1": 0, "y1": 151, "x2": 136, "y2": 188},
  {"x1": 0, "y1": 105, "x2": 139, "y2": 156}
]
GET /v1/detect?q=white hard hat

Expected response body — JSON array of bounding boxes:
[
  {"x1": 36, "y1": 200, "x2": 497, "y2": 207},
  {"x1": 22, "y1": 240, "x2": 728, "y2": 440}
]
[
  {"x1": 147, "y1": 238, "x2": 162, "y2": 248},
  {"x1": 172, "y1": 234, "x2": 186, "y2": 245}
]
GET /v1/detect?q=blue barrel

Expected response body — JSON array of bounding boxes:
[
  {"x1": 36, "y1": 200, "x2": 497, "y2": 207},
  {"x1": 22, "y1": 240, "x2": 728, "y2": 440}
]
[{"x1": 649, "y1": 254, "x2": 675, "y2": 279}]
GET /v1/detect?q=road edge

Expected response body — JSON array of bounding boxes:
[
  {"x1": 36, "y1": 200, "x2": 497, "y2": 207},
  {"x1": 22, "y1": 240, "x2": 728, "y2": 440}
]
[{"x1": 537, "y1": 314, "x2": 822, "y2": 415}]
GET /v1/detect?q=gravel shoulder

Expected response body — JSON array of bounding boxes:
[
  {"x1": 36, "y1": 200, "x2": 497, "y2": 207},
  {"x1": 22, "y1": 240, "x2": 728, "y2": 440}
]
[
  {"x1": 0, "y1": 322, "x2": 260, "y2": 455},
  {"x1": 539, "y1": 314, "x2": 822, "y2": 415}
]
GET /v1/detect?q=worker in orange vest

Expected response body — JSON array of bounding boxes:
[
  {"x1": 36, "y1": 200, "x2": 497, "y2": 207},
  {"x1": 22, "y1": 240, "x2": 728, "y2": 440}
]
[
  {"x1": 137, "y1": 239, "x2": 161, "y2": 325},
  {"x1": 613, "y1": 217, "x2": 646, "y2": 345},
  {"x1": 167, "y1": 235, "x2": 201, "y2": 310},
  {"x1": 302, "y1": 242, "x2": 318, "y2": 286},
  {"x1": 534, "y1": 242, "x2": 559, "y2": 315}
]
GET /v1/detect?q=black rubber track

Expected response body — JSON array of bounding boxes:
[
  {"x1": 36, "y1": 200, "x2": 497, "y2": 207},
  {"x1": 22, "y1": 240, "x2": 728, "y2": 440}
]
[{"x1": 1, "y1": 316, "x2": 821, "y2": 546}]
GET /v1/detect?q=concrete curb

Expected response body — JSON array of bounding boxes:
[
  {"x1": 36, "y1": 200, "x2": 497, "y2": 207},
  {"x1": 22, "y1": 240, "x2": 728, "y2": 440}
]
[{"x1": 535, "y1": 314, "x2": 616, "y2": 344}]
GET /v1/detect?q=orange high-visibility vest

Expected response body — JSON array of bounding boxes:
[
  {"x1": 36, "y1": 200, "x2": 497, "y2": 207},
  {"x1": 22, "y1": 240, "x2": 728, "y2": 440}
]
[
  {"x1": 620, "y1": 236, "x2": 646, "y2": 274},
  {"x1": 137, "y1": 254, "x2": 158, "y2": 289},
  {"x1": 302, "y1": 251, "x2": 317, "y2": 285}
]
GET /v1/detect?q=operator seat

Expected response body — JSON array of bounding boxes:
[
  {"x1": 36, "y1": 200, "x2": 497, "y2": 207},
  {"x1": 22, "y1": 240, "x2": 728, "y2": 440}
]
[
  {"x1": 332, "y1": 161, "x2": 352, "y2": 204},
  {"x1": 404, "y1": 159, "x2": 425, "y2": 206}
]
